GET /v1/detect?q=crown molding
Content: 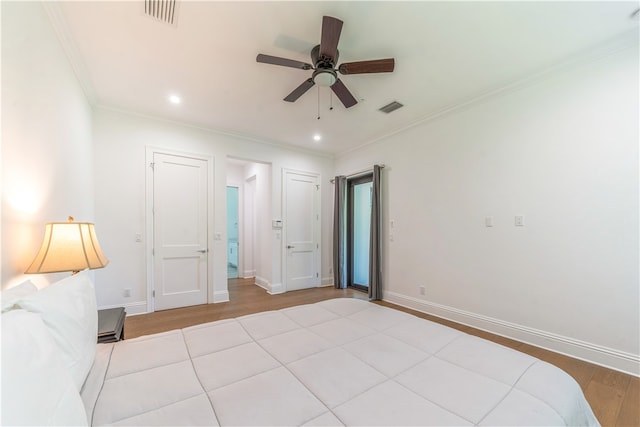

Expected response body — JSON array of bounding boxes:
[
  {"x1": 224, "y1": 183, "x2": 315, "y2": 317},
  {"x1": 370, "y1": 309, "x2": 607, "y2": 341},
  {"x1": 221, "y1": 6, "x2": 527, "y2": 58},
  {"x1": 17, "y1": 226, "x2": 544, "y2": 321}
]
[
  {"x1": 42, "y1": 1, "x2": 97, "y2": 105},
  {"x1": 338, "y1": 28, "x2": 640, "y2": 158}
]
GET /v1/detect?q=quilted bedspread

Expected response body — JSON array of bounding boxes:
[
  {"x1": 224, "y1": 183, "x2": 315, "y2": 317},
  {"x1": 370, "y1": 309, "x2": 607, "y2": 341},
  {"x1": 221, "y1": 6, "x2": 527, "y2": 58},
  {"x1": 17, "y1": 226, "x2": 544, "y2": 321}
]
[{"x1": 82, "y1": 298, "x2": 599, "y2": 426}]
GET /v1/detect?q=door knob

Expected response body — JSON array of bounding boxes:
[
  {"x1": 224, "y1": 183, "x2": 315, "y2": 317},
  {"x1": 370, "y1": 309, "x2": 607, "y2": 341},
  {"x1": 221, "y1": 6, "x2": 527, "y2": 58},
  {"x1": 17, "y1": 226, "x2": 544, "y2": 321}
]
[
  {"x1": 287, "y1": 245, "x2": 295, "y2": 249},
  {"x1": 197, "y1": 249, "x2": 208, "y2": 253}
]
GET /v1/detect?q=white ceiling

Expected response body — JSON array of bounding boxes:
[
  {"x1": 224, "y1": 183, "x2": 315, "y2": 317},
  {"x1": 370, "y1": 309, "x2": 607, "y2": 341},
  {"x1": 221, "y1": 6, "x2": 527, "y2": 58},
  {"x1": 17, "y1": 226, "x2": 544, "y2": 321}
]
[{"x1": 52, "y1": 1, "x2": 639, "y2": 155}]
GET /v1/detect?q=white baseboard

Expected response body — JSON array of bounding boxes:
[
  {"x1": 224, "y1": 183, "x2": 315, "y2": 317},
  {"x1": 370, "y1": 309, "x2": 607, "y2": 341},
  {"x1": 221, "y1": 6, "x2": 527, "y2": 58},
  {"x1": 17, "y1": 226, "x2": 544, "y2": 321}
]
[
  {"x1": 213, "y1": 290, "x2": 229, "y2": 303},
  {"x1": 383, "y1": 291, "x2": 640, "y2": 377},
  {"x1": 254, "y1": 276, "x2": 284, "y2": 294},
  {"x1": 321, "y1": 276, "x2": 333, "y2": 287},
  {"x1": 255, "y1": 276, "x2": 269, "y2": 291},
  {"x1": 268, "y1": 283, "x2": 284, "y2": 295},
  {"x1": 99, "y1": 301, "x2": 147, "y2": 316},
  {"x1": 243, "y1": 269, "x2": 255, "y2": 278}
]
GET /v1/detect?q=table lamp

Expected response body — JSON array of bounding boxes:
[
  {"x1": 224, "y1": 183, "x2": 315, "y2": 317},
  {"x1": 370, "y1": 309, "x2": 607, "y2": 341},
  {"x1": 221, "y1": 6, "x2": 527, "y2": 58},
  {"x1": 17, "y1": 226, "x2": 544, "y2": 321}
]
[{"x1": 25, "y1": 216, "x2": 109, "y2": 275}]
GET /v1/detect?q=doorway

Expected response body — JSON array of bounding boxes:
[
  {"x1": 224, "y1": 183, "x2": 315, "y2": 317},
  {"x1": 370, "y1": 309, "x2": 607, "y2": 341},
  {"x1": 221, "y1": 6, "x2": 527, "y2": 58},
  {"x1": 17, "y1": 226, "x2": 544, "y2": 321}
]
[
  {"x1": 226, "y1": 186, "x2": 239, "y2": 279},
  {"x1": 226, "y1": 158, "x2": 266, "y2": 285},
  {"x1": 347, "y1": 174, "x2": 373, "y2": 291}
]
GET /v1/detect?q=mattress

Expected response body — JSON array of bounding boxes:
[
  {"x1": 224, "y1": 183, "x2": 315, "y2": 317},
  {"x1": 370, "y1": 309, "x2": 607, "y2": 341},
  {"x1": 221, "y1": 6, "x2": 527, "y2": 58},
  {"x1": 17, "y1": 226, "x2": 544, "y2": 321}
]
[{"x1": 82, "y1": 298, "x2": 599, "y2": 426}]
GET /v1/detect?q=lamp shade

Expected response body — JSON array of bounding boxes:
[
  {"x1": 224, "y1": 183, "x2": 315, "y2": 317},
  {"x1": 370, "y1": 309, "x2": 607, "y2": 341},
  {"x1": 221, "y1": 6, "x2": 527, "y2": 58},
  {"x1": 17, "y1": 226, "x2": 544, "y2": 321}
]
[{"x1": 25, "y1": 220, "x2": 109, "y2": 274}]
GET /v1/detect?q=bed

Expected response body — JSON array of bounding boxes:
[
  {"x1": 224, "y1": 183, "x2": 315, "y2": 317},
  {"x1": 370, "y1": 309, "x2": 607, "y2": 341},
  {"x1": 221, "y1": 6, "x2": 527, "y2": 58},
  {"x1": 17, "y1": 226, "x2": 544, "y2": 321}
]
[{"x1": 2, "y1": 272, "x2": 599, "y2": 426}]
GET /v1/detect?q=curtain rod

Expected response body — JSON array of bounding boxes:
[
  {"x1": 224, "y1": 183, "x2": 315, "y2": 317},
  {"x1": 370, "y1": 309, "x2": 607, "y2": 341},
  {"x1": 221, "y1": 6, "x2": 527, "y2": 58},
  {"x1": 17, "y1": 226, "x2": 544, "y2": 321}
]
[{"x1": 330, "y1": 164, "x2": 385, "y2": 183}]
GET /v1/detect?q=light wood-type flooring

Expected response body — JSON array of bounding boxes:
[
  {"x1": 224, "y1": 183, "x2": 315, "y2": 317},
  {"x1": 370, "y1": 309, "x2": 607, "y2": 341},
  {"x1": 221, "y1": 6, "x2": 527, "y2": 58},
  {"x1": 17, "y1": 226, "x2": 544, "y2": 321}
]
[{"x1": 125, "y1": 278, "x2": 639, "y2": 426}]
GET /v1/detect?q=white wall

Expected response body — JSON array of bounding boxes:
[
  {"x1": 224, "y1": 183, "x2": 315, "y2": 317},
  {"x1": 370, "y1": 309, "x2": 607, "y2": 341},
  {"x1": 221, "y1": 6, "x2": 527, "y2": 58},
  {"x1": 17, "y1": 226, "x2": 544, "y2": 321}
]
[
  {"x1": 336, "y1": 44, "x2": 639, "y2": 374},
  {"x1": 1, "y1": 1, "x2": 94, "y2": 288},
  {"x1": 92, "y1": 108, "x2": 334, "y2": 313}
]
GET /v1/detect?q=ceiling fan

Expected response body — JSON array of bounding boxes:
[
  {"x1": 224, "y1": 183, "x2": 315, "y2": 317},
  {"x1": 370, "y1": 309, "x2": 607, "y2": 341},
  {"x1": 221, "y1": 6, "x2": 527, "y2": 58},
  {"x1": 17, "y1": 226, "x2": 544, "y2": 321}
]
[{"x1": 256, "y1": 16, "x2": 395, "y2": 109}]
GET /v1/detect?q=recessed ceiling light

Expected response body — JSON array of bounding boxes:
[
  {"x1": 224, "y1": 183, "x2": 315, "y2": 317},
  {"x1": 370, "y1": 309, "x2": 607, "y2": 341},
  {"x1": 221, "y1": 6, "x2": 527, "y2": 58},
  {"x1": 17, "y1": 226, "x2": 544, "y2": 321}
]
[
  {"x1": 168, "y1": 95, "x2": 181, "y2": 104},
  {"x1": 313, "y1": 134, "x2": 321, "y2": 142}
]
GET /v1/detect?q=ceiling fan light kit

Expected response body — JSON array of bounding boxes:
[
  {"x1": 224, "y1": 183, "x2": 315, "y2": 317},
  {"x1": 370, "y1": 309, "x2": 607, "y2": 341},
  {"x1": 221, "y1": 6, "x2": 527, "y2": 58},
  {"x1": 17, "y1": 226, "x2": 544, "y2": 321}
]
[{"x1": 257, "y1": 15, "x2": 395, "y2": 109}]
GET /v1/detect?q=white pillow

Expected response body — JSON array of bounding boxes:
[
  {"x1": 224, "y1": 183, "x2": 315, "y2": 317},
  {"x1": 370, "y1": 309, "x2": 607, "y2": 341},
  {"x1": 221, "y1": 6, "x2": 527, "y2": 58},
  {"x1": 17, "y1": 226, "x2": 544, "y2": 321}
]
[
  {"x1": 0, "y1": 278, "x2": 37, "y2": 312},
  {"x1": 1, "y1": 309, "x2": 88, "y2": 426},
  {"x1": 13, "y1": 271, "x2": 98, "y2": 390}
]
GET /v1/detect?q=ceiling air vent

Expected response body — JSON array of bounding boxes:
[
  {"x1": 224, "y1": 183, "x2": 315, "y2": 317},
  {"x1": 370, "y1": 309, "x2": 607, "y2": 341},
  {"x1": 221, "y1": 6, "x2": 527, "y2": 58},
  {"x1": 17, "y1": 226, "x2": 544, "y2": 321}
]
[
  {"x1": 379, "y1": 101, "x2": 404, "y2": 114},
  {"x1": 144, "y1": 0, "x2": 178, "y2": 26}
]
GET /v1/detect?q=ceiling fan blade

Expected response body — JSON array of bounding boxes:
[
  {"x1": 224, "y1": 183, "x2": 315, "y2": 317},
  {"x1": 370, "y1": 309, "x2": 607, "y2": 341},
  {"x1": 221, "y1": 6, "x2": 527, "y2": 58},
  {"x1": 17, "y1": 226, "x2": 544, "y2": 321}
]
[
  {"x1": 284, "y1": 78, "x2": 315, "y2": 102},
  {"x1": 331, "y1": 79, "x2": 357, "y2": 108},
  {"x1": 256, "y1": 54, "x2": 313, "y2": 70},
  {"x1": 319, "y1": 16, "x2": 343, "y2": 61},
  {"x1": 338, "y1": 58, "x2": 395, "y2": 75}
]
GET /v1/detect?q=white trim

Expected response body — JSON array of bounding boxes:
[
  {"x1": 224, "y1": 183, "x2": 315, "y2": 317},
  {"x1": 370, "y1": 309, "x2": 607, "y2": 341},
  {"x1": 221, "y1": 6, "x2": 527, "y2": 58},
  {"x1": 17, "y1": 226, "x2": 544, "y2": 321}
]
[
  {"x1": 321, "y1": 276, "x2": 333, "y2": 287},
  {"x1": 254, "y1": 276, "x2": 284, "y2": 295},
  {"x1": 213, "y1": 290, "x2": 229, "y2": 303},
  {"x1": 337, "y1": 30, "x2": 639, "y2": 157},
  {"x1": 268, "y1": 283, "x2": 284, "y2": 295},
  {"x1": 43, "y1": 2, "x2": 97, "y2": 104},
  {"x1": 95, "y1": 105, "x2": 332, "y2": 159},
  {"x1": 384, "y1": 291, "x2": 640, "y2": 377},
  {"x1": 99, "y1": 301, "x2": 147, "y2": 316},
  {"x1": 254, "y1": 275, "x2": 270, "y2": 291},
  {"x1": 145, "y1": 146, "x2": 216, "y2": 313}
]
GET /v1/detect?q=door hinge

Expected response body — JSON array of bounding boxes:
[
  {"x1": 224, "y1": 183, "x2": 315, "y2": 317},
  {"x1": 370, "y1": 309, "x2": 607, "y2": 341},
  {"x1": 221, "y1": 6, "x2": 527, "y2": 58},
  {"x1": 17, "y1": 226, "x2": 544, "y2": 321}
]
[
  {"x1": 316, "y1": 273, "x2": 319, "y2": 278},
  {"x1": 150, "y1": 162, "x2": 155, "y2": 170},
  {"x1": 316, "y1": 243, "x2": 319, "y2": 249},
  {"x1": 152, "y1": 290, "x2": 155, "y2": 297},
  {"x1": 316, "y1": 185, "x2": 320, "y2": 191}
]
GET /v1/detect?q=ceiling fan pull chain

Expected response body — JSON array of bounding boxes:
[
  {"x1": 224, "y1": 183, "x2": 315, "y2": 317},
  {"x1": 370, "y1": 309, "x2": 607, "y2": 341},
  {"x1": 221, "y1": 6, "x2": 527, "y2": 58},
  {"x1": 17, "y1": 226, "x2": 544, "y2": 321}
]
[
  {"x1": 330, "y1": 90, "x2": 334, "y2": 111},
  {"x1": 317, "y1": 85, "x2": 321, "y2": 120}
]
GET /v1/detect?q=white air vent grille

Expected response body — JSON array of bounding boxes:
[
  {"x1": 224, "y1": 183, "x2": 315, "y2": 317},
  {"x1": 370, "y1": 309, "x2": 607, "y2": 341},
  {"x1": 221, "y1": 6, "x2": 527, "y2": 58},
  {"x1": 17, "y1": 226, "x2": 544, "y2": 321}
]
[
  {"x1": 145, "y1": 0, "x2": 178, "y2": 26},
  {"x1": 379, "y1": 101, "x2": 404, "y2": 114}
]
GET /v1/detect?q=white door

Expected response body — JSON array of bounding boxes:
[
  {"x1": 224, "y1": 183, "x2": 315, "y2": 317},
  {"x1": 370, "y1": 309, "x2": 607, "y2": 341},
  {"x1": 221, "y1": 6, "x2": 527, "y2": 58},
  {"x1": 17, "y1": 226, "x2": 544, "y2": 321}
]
[
  {"x1": 284, "y1": 170, "x2": 320, "y2": 291},
  {"x1": 153, "y1": 152, "x2": 209, "y2": 310}
]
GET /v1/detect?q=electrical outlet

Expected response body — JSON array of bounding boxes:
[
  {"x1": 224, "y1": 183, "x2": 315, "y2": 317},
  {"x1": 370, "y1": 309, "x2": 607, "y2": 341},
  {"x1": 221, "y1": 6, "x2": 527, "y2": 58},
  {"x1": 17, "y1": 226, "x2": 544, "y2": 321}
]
[
  {"x1": 123, "y1": 288, "x2": 131, "y2": 297},
  {"x1": 419, "y1": 286, "x2": 425, "y2": 295},
  {"x1": 515, "y1": 215, "x2": 525, "y2": 227}
]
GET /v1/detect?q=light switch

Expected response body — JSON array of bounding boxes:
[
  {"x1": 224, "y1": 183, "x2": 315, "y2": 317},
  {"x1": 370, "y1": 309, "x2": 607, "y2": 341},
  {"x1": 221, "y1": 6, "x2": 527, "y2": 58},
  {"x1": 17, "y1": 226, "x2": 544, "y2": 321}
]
[{"x1": 214, "y1": 232, "x2": 222, "y2": 240}]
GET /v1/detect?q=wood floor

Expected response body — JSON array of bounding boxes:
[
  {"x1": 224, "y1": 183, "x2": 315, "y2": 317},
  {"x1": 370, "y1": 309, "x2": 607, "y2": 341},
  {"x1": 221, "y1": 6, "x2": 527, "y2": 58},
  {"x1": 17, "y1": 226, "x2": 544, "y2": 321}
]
[{"x1": 126, "y1": 278, "x2": 639, "y2": 427}]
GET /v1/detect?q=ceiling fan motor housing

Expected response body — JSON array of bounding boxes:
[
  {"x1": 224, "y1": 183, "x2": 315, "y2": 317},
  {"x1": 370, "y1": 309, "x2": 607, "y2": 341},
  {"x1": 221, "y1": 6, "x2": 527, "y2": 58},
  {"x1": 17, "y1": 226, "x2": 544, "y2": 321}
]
[
  {"x1": 311, "y1": 44, "x2": 338, "y2": 87},
  {"x1": 311, "y1": 44, "x2": 338, "y2": 67}
]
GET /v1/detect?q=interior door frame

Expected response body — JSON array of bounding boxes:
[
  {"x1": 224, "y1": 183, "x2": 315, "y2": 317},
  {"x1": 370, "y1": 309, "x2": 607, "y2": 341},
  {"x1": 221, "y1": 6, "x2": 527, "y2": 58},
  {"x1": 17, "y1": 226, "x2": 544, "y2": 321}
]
[
  {"x1": 347, "y1": 173, "x2": 373, "y2": 292},
  {"x1": 145, "y1": 146, "x2": 215, "y2": 313},
  {"x1": 282, "y1": 168, "x2": 321, "y2": 293}
]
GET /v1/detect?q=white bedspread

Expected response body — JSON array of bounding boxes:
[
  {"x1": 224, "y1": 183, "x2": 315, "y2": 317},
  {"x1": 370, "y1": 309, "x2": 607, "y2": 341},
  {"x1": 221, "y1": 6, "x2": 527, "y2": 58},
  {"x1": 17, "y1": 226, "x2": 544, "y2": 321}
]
[{"x1": 83, "y1": 298, "x2": 599, "y2": 426}]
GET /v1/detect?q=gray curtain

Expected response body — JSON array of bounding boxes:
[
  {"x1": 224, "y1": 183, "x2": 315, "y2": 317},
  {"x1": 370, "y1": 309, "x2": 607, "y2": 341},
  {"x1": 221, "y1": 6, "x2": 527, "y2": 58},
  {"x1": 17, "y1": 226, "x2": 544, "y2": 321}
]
[
  {"x1": 333, "y1": 176, "x2": 347, "y2": 289},
  {"x1": 368, "y1": 165, "x2": 382, "y2": 300}
]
